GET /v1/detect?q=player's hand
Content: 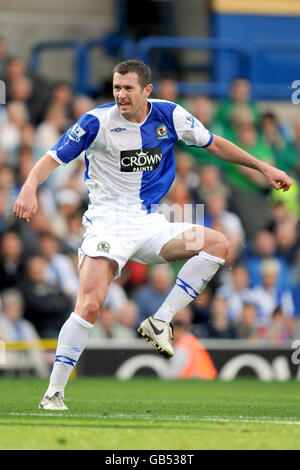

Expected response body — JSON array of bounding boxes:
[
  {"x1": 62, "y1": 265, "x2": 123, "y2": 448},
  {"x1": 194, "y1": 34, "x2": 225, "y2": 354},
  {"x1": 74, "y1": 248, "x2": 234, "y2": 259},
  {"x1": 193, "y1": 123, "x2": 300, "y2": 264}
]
[
  {"x1": 13, "y1": 185, "x2": 38, "y2": 222},
  {"x1": 261, "y1": 165, "x2": 293, "y2": 192}
]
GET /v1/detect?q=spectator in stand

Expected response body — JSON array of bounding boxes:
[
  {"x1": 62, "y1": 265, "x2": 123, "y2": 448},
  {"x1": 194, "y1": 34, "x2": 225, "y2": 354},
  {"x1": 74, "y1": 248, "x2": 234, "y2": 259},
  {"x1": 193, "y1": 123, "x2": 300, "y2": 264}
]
[
  {"x1": 155, "y1": 76, "x2": 185, "y2": 108},
  {"x1": 124, "y1": 261, "x2": 149, "y2": 295},
  {"x1": 249, "y1": 258, "x2": 294, "y2": 326},
  {"x1": 0, "y1": 101, "x2": 29, "y2": 161},
  {"x1": 0, "y1": 37, "x2": 12, "y2": 80},
  {"x1": 20, "y1": 256, "x2": 71, "y2": 338},
  {"x1": 242, "y1": 229, "x2": 291, "y2": 290},
  {"x1": 176, "y1": 96, "x2": 225, "y2": 169},
  {"x1": 16, "y1": 205, "x2": 54, "y2": 256},
  {"x1": 271, "y1": 176, "x2": 299, "y2": 220},
  {"x1": 133, "y1": 264, "x2": 173, "y2": 323},
  {"x1": 63, "y1": 167, "x2": 88, "y2": 202},
  {"x1": 48, "y1": 81, "x2": 73, "y2": 120},
  {"x1": 0, "y1": 165, "x2": 20, "y2": 213},
  {"x1": 8, "y1": 76, "x2": 34, "y2": 121},
  {"x1": 34, "y1": 103, "x2": 69, "y2": 157},
  {"x1": 214, "y1": 78, "x2": 261, "y2": 138},
  {"x1": 224, "y1": 122, "x2": 275, "y2": 239},
  {"x1": 39, "y1": 231, "x2": 79, "y2": 303},
  {"x1": 0, "y1": 189, "x2": 10, "y2": 234},
  {"x1": 175, "y1": 152, "x2": 199, "y2": 194},
  {"x1": 289, "y1": 118, "x2": 300, "y2": 178},
  {"x1": 217, "y1": 264, "x2": 253, "y2": 323},
  {"x1": 17, "y1": 146, "x2": 34, "y2": 187},
  {"x1": 5, "y1": 55, "x2": 48, "y2": 124},
  {"x1": 206, "y1": 295, "x2": 236, "y2": 339},
  {"x1": 160, "y1": 177, "x2": 196, "y2": 226},
  {"x1": 192, "y1": 96, "x2": 216, "y2": 131},
  {"x1": 291, "y1": 257, "x2": 300, "y2": 339},
  {"x1": 260, "y1": 112, "x2": 297, "y2": 174},
  {"x1": 19, "y1": 122, "x2": 35, "y2": 149},
  {"x1": 50, "y1": 188, "x2": 82, "y2": 239},
  {"x1": 0, "y1": 231, "x2": 25, "y2": 292},
  {"x1": 0, "y1": 288, "x2": 48, "y2": 377},
  {"x1": 204, "y1": 191, "x2": 245, "y2": 256},
  {"x1": 166, "y1": 306, "x2": 218, "y2": 380},
  {"x1": 234, "y1": 302, "x2": 258, "y2": 339},
  {"x1": 117, "y1": 300, "x2": 139, "y2": 336},
  {"x1": 89, "y1": 305, "x2": 136, "y2": 340},
  {"x1": 104, "y1": 281, "x2": 128, "y2": 317},
  {"x1": 5, "y1": 57, "x2": 27, "y2": 95},
  {"x1": 255, "y1": 307, "x2": 292, "y2": 344},
  {"x1": 196, "y1": 165, "x2": 230, "y2": 205},
  {"x1": 190, "y1": 285, "x2": 213, "y2": 338},
  {"x1": 64, "y1": 213, "x2": 84, "y2": 252},
  {"x1": 269, "y1": 118, "x2": 300, "y2": 219},
  {"x1": 0, "y1": 148, "x2": 6, "y2": 167},
  {"x1": 266, "y1": 200, "x2": 297, "y2": 233},
  {"x1": 274, "y1": 218, "x2": 299, "y2": 266},
  {"x1": 72, "y1": 95, "x2": 95, "y2": 122}
]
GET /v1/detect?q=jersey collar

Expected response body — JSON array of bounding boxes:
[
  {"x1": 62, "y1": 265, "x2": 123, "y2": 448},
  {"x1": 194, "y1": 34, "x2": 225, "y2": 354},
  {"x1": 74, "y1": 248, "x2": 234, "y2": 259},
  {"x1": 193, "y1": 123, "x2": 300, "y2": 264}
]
[{"x1": 118, "y1": 101, "x2": 153, "y2": 126}]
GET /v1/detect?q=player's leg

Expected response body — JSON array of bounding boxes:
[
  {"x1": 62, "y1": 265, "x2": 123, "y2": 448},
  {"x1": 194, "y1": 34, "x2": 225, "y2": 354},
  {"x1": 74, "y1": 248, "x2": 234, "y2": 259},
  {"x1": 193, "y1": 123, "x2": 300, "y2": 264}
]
[
  {"x1": 155, "y1": 225, "x2": 228, "y2": 318},
  {"x1": 138, "y1": 225, "x2": 229, "y2": 357},
  {"x1": 39, "y1": 256, "x2": 117, "y2": 410}
]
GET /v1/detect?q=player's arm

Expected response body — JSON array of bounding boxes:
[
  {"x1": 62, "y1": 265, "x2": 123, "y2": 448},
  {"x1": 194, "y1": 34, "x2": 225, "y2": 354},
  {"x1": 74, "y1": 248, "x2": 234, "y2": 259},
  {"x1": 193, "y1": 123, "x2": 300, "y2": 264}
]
[
  {"x1": 14, "y1": 154, "x2": 59, "y2": 222},
  {"x1": 205, "y1": 134, "x2": 293, "y2": 192},
  {"x1": 173, "y1": 105, "x2": 292, "y2": 192},
  {"x1": 14, "y1": 112, "x2": 100, "y2": 222}
]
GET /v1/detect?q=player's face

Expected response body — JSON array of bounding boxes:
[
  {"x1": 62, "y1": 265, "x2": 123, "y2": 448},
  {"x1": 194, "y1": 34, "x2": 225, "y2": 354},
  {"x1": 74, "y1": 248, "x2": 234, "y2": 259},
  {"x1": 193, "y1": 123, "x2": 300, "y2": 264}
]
[{"x1": 113, "y1": 72, "x2": 152, "y2": 122}]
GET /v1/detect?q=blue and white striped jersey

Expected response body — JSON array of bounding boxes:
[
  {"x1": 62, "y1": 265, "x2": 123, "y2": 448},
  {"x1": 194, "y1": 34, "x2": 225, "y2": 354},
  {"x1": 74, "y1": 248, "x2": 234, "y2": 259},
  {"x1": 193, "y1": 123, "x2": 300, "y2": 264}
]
[{"x1": 47, "y1": 99, "x2": 213, "y2": 214}]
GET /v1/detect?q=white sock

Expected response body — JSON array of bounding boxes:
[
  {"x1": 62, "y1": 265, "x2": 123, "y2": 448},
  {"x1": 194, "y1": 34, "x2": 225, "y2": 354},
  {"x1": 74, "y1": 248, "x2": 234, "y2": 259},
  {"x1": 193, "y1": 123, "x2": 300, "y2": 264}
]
[
  {"x1": 45, "y1": 312, "x2": 93, "y2": 398},
  {"x1": 153, "y1": 251, "x2": 224, "y2": 323}
]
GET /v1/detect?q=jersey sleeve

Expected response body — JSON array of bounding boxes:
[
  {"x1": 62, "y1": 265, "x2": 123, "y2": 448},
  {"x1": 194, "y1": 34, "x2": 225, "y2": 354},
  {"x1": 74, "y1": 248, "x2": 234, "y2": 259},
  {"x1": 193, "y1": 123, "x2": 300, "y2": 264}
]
[
  {"x1": 47, "y1": 113, "x2": 100, "y2": 165},
  {"x1": 173, "y1": 104, "x2": 213, "y2": 148}
]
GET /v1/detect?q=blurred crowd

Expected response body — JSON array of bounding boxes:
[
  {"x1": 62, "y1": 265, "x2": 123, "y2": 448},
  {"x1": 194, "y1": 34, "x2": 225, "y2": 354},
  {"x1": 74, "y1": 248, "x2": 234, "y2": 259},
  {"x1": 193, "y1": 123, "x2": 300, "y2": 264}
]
[{"x1": 1, "y1": 36, "x2": 300, "y2": 353}]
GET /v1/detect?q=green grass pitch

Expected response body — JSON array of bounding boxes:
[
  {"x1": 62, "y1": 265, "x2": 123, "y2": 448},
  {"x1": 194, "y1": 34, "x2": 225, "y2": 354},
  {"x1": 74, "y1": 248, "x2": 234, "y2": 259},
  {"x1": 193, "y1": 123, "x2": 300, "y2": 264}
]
[{"x1": 0, "y1": 377, "x2": 300, "y2": 450}]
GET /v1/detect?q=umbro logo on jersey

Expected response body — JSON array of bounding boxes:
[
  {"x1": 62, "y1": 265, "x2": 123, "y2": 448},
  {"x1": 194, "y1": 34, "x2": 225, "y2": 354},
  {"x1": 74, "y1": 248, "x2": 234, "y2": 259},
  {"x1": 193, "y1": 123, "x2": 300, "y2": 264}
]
[
  {"x1": 120, "y1": 147, "x2": 162, "y2": 172},
  {"x1": 110, "y1": 127, "x2": 126, "y2": 132}
]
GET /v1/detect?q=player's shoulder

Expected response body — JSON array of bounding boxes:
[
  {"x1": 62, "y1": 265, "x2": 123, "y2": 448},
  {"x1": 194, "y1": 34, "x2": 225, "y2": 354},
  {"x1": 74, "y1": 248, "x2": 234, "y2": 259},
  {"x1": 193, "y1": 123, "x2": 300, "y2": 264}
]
[
  {"x1": 150, "y1": 99, "x2": 189, "y2": 116},
  {"x1": 149, "y1": 99, "x2": 185, "y2": 124},
  {"x1": 86, "y1": 102, "x2": 117, "y2": 121},
  {"x1": 149, "y1": 98, "x2": 178, "y2": 110}
]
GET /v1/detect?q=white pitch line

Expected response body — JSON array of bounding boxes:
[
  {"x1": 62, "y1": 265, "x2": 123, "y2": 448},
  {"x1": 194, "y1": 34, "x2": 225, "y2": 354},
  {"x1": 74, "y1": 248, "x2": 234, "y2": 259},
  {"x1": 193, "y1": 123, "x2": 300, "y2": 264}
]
[{"x1": 4, "y1": 412, "x2": 300, "y2": 425}]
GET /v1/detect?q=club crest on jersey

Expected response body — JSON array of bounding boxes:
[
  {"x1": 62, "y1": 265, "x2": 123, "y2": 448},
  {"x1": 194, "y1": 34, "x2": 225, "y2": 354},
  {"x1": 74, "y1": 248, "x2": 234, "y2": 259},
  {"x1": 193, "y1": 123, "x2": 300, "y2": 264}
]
[
  {"x1": 156, "y1": 124, "x2": 168, "y2": 140},
  {"x1": 97, "y1": 241, "x2": 110, "y2": 253},
  {"x1": 68, "y1": 124, "x2": 86, "y2": 142},
  {"x1": 120, "y1": 147, "x2": 162, "y2": 172}
]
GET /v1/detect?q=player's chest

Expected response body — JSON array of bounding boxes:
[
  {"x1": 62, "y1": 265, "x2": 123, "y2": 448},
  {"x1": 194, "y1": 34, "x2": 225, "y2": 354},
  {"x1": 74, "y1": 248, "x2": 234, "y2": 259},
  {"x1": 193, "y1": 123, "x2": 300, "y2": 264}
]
[{"x1": 98, "y1": 120, "x2": 174, "y2": 153}]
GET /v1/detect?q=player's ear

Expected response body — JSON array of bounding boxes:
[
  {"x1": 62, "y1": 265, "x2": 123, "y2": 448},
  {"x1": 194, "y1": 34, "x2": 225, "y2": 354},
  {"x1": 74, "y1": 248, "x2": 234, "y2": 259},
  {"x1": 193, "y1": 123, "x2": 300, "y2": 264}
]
[{"x1": 144, "y1": 83, "x2": 153, "y2": 97}]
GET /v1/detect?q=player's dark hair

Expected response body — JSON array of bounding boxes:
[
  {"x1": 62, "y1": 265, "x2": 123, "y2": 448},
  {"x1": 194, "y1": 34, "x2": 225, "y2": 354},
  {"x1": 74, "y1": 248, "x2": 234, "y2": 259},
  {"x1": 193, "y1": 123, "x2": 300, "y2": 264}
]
[{"x1": 113, "y1": 60, "x2": 151, "y2": 88}]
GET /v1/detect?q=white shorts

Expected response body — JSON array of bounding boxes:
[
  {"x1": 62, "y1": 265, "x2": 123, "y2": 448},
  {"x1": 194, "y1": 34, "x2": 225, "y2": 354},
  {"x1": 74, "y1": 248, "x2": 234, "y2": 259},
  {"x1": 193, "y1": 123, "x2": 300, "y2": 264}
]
[{"x1": 78, "y1": 208, "x2": 194, "y2": 279}]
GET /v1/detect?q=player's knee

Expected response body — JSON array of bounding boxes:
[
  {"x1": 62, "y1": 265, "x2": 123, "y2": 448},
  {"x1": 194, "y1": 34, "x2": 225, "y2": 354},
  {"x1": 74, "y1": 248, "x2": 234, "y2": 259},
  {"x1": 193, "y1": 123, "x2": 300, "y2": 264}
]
[
  {"x1": 204, "y1": 231, "x2": 229, "y2": 259},
  {"x1": 215, "y1": 232, "x2": 230, "y2": 259},
  {"x1": 80, "y1": 296, "x2": 104, "y2": 324}
]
